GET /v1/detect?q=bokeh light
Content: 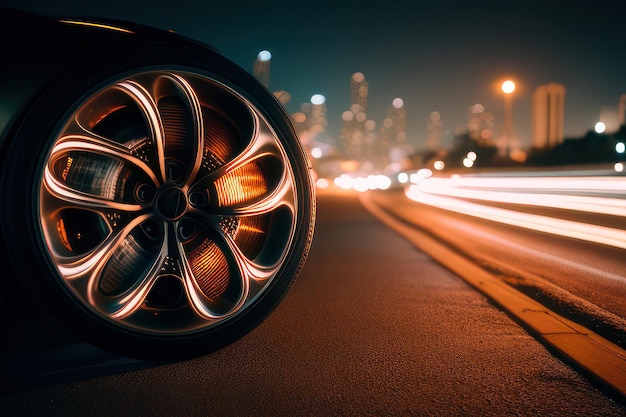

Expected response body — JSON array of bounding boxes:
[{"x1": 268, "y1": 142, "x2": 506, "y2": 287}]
[
  {"x1": 311, "y1": 94, "x2": 326, "y2": 105},
  {"x1": 316, "y1": 178, "x2": 330, "y2": 188},
  {"x1": 501, "y1": 80, "x2": 515, "y2": 94},
  {"x1": 311, "y1": 147, "x2": 323, "y2": 159},
  {"x1": 257, "y1": 50, "x2": 272, "y2": 61},
  {"x1": 595, "y1": 121, "x2": 606, "y2": 133},
  {"x1": 433, "y1": 160, "x2": 445, "y2": 171}
]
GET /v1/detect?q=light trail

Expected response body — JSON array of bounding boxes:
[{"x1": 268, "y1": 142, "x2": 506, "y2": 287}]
[
  {"x1": 430, "y1": 175, "x2": 626, "y2": 195},
  {"x1": 404, "y1": 174, "x2": 626, "y2": 249},
  {"x1": 414, "y1": 177, "x2": 626, "y2": 217}
]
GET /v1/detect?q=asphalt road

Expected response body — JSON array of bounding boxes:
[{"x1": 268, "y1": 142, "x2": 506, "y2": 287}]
[
  {"x1": 2, "y1": 190, "x2": 625, "y2": 416},
  {"x1": 366, "y1": 188, "x2": 626, "y2": 337}
]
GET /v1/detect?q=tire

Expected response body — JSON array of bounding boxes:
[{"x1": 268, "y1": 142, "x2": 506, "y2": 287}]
[{"x1": 1, "y1": 39, "x2": 315, "y2": 360}]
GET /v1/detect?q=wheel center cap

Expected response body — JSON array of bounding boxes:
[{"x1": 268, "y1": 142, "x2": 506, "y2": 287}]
[{"x1": 155, "y1": 187, "x2": 187, "y2": 220}]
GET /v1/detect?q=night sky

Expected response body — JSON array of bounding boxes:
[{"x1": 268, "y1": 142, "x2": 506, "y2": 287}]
[{"x1": 3, "y1": 0, "x2": 625, "y2": 149}]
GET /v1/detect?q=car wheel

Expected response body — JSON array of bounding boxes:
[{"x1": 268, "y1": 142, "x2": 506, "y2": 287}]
[{"x1": 1, "y1": 42, "x2": 315, "y2": 360}]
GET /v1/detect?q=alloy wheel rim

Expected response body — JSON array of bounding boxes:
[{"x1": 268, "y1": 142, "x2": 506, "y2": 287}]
[{"x1": 39, "y1": 70, "x2": 299, "y2": 334}]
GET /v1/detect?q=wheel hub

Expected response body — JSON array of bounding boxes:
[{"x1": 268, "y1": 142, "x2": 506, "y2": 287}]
[{"x1": 155, "y1": 186, "x2": 187, "y2": 221}]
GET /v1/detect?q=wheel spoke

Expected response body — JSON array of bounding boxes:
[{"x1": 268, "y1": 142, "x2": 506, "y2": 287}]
[
  {"x1": 56, "y1": 213, "x2": 156, "y2": 280},
  {"x1": 153, "y1": 74, "x2": 205, "y2": 186},
  {"x1": 90, "y1": 220, "x2": 169, "y2": 318},
  {"x1": 191, "y1": 117, "x2": 297, "y2": 216},
  {"x1": 197, "y1": 115, "x2": 281, "y2": 186},
  {"x1": 174, "y1": 220, "x2": 244, "y2": 319},
  {"x1": 223, "y1": 227, "x2": 283, "y2": 283},
  {"x1": 44, "y1": 140, "x2": 158, "y2": 211},
  {"x1": 115, "y1": 80, "x2": 168, "y2": 183}
]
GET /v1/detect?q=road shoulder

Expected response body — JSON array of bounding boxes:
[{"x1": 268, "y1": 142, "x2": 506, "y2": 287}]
[{"x1": 359, "y1": 190, "x2": 626, "y2": 400}]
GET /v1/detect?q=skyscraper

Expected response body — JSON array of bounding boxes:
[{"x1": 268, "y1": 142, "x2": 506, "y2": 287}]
[
  {"x1": 426, "y1": 111, "x2": 443, "y2": 150},
  {"x1": 342, "y1": 72, "x2": 370, "y2": 161},
  {"x1": 253, "y1": 50, "x2": 271, "y2": 89},
  {"x1": 532, "y1": 83, "x2": 566, "y2": 149},
  {"x1": 467, "y1": 104, "x2": 494, "y2": 146},
  {"x1": 350, "y1": 72, "x2": 368, "y2": 112},
  {"x1": 387, "y1": 98, "x2": 406, "y2": 144}
]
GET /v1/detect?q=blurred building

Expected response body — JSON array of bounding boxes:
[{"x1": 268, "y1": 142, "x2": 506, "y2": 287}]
[
  {"x1": 379, "y1": 98, "x2": 406, "y2": 145},
  {"x1": 532, "y1": 83, "x2": 566, "y2": 149},
  {"x1": 350, "y1": 72, "x2": 368, "y2": 112},
  {"x1": 466, "y1": 104, "x2": 494, "y2": 146},
  {"x1": 342, "y1": 72, "x2": 371, "y2": 161},
  {"x1": 619, "y1": 94, "x2": 626, "y2": 126},
  {"x1": 309, "y1": 94, "x2": 327, "y2": 133},
  {"x1": 290, "y1": 94, "x2": 328, "y2": 151},
  {"x1": 253, "y1": 50, "x2": 271, "y2": 89},
  {"x1": 377, "y1": 98, "x2": 410, "y2": 171},
  {"x1": 426, "y1": 111, "x2": 443, "y2": 150}
]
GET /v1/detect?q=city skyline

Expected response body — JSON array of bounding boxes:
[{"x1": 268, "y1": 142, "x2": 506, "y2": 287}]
[{"x1": 290, "y1": 72, "x2": 622, "y2": 156}]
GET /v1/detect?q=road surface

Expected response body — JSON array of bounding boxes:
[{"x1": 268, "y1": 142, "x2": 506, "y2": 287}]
[{"x1": 2, "y1": 190, "x2": 625, "y2": 416}]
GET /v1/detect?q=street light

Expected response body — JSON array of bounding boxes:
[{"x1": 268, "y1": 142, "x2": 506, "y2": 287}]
[
  {"x1": 501, "y1": 80, "x2": 515, "y2": 158},
  {"x1": 501, "y1": 80, "x2": 515, "y2": 94}
]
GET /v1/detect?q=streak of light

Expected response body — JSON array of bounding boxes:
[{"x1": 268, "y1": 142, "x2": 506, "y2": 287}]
[
  {"x1": 404, "y1": 174, "x2": 626, "y2": 249},
  {"x1": 406, "y1": 187, "x2": 626, "y2": 249},
  {"x1": 59, "y1": 19, "x2": 134, "y2": 34},
  {"x1": 430, "y1": 175, "x2": 625, "y2": 195},
  {"x1": 414, "y1": 178, "x2": 626, "y2": 217}
]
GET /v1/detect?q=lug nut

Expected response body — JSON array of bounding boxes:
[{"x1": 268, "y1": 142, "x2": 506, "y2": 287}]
[
  {"x1": 136, "y1": 183, "x2": 154, "y2": 203},
  {"x1": 189, "y1": 191, "x2": 206, "y2": 207},
  {"x1": 178, "y1": 220, "x2": 197, "y2": 241}
]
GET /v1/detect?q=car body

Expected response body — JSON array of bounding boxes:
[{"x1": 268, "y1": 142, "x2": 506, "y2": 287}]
[{"x1": 0, "y1": 8, "x2": 316, "y2": 360}]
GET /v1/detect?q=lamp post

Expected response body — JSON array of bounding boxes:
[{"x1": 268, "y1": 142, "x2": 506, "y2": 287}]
[{"x1": 501, "y1": 80, "x2": 515, "y2": 158}]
